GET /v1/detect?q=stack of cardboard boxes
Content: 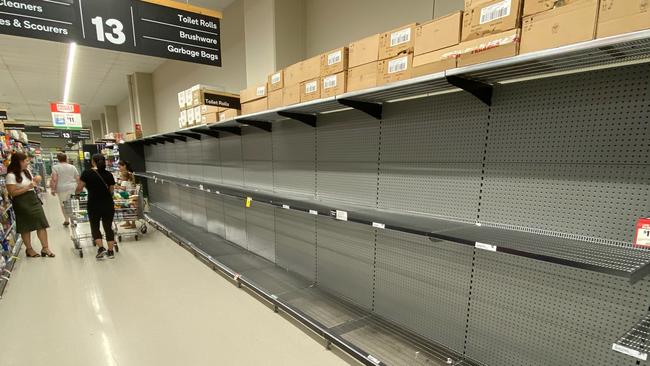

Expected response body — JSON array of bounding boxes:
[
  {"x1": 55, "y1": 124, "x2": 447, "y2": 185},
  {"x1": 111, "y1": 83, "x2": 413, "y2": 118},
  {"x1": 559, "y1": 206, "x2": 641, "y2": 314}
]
[{"x1": 178, "y1": 84, "x2": 241, "y2": 127}]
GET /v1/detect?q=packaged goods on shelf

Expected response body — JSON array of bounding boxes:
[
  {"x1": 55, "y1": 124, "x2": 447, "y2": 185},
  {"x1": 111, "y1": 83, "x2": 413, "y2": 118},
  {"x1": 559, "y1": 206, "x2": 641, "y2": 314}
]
[
  {"x1": 186, "y1": 107, "x2": 196, "y2": 126},
  {"x1": 202, "y1": 112, "x2": 218, "y2": 125},
  {"x1": 218, "y1": 108, "x2": 240, "y2": 121},
  {"x1": 284, "y1": 62, "x2": 302, "y2": 86},
  {"x1": 597, "y1": 0, "x2": 650, "y2": 39},
  {"x1": 283, "y1": 84, "x2": 301, "y2": 106},
  {"x1": 462, "y1": 0, "x2": 524, "y2": 41},
  {"x1": 241, "y1": 97, "x2": 268, "y2": 115},
  {"x1": 457, "y1": 28, "x2": 520, "y2": 66},
  {"x1": 520, "y1": 0, "x2": 598, "y2": 54},
  {"x1": 267, "y1": 89, "x2": 283, "y2": 109},
  {"x1": 379, "y1": 23, "x2": 417, "y2": 60},
  {"x1": 320, "y1": 47, "x2": 349, "y2": 76},
  {"x1": 193, "y1": 106, "x2": 201, "y2": 124},
  {"x1": 300, "y1": 55, "x2": 321, "y2": 82},
  {"x1": 321, "y1": 71, "x2": 347, "y2": 98},
  {"x1": 347, "y1": 61, "x2": 379, "y2": 92},
  {"x1": 124, "y1": 132, "x2": 138, "y2": 142},
  {"x1": 349, "y1": 33, "x2": 380, "y2": 68},
  {"x1": 415, "y1": 12, "x2": 463, "y2": 56},
  {"x1": 300, "y1": 78, "x2": 321, "y2": 102},
  {"x1": 184, "y1": 88, "x2": 193, "y2": 108},
  {"x1": 200, "y1": 105, "x2": 220, "y2": 115},
  {"x1": 523, "y1": 0, "x2": 579, "y2": 16},
  {"x1": 177, "y1": 91, "x2": 186, "y2": 109},
  {"x1": 412, "y1": 47, "x2": 458, "y2": 77},
  {"x1": 179, "y1": 110, "x2": 187, "y2": 128},
  {"x1": 268, "y1": 70, "x2": 284, "y2": 91},
  {"x1": 377, "y1": 53, "x2": 414, "y2": 85},
  {"x1": 240, "y1": 83, "x2": 267, "y2": 103}
]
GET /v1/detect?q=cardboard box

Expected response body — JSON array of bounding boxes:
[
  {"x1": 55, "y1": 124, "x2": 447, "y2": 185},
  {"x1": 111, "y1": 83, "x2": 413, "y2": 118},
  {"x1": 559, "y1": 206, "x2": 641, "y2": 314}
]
[
  {"x1": 179, "y1": 110, "x2": 188, "y2": 127},
  {"x1": 184, "y1": 89, "x2": 193, "y2": 108},
  {"x1": 462, "y1": 0, "x2": 524, "y2": 41},
  {"x1": 241, "y1": 98, "x2": 267, "y2": 115},
  {"x1": 193, "y1": 106, "x2": 201, "y2": 123},
  {"x1": 186, "y1": 107, "x2": 195, "y2": 126},
  {"x1": 520, "y1": 0, "x2": 598, "y2": 54},
  {"x1": 268, "y1": 70, "x2": 284, "y2": 91},
  {"x1": 178, "y1": 91, "x2": 186, "y2": 109},
  {"x1": 219, "y1": 108, "x2": 240, "y2": 121},
  {"x1": 300, "y1": 55, "x2": 321, "y2": 82},
  {"x1": 412, "y1": 47, "x2": 458, "y2": 77},
  {"x1": 523, "y1": 0, "x2": 579, "y2": 16},
  {"x1": 597, "y1": 0, "x2": 650, "y2": 39},
  {"x1": 347, "y1": 62, "x2": 379, "y2": 92},
  {"x1": 268, "y1": 89, "x2": 283, "y2": 109},
  {"x1": 321, "y1": 71, "x2": 347, "y2": 98},
  {"x1": 415, "y1": 12, "x2": 463, "y2": 56},
  {"x1": 349, "y1": 33, "x2": 380, "y2": 68},
  {"x1": 300, "y1": 78, "x2": 321, "y2": 102},
  {"x1": 202, "y1": 112, "x2": 218, "y2": 125},
  {"x1": 379, "y1": 23, "x2": 417, "y2": 60},
  {"x1": 457, "y1": 28, "x2": 520, "y2": 66},
  {"x1": 283, "y1": 84, "x2": 301, "y2": 106},
  {"x1": 377, "y1": 53, "x2": 414, "y2": 85},
  {"x1": 240, "y1": 83, "x2": 268, "y2": 103},
  {"x1": 200, "y1": 105, "x2": 220, "y2": 115},
  {"x1": 320, "y1": 47, "x2": 349, "y2": 76},
  {"x1": 284, "y1": 62, "x2": 302, "y2": 86}
]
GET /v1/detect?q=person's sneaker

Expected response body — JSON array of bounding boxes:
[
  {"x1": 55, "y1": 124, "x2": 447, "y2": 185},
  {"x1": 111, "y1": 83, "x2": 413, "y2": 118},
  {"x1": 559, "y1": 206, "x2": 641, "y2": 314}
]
[
  {"x1": 107, "y1": 250, "x2": 115, "y2": 259},
  {"x1": 96, "y1": 247, "x2": 107, "y2": 259}
]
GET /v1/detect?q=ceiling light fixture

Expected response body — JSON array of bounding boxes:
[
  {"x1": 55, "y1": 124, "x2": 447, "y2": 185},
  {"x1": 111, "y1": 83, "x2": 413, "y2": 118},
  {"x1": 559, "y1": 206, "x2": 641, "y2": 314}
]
[{"x1": 63, "y1": 42, "x2": 77, "y2": 103}]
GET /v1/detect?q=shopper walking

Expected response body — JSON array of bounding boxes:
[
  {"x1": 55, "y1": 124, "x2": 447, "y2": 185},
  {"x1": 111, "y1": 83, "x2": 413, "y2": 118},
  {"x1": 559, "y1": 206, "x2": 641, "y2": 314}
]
[
  {"x1": 50, "y1": 152, "x2": 79, "y2": 226},
  {"x1": 6, "y1": 152, "x2": 55, "y2": 258},
  {"x1": 77, "y1": 153, "x2": 117, "y2": 259}
]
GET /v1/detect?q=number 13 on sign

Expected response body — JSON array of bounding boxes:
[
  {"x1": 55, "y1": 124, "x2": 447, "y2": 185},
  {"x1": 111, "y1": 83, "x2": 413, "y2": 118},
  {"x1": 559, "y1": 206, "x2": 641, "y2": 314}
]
[{"x1": 91, "y1": 17, "x2": 126, "y2": 45}]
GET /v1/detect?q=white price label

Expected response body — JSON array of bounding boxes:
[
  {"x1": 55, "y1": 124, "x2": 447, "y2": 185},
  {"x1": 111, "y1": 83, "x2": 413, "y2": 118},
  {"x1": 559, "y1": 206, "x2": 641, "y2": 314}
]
[
  {"x1": 475, "y1": 242, "x2": 497, "y2": 252},
  {"x1": 335, "y1": 210, "x2": 348, "y2": 221},
  {"x1": 309, "y1": 210, "x2": 318, "y2": 215},
  {"x1": 327, "y1": 50, "x2": 342, "y2": 65},
  {"x1": 367, "y1": 355, "x2": 381, "y2": 365},
  {"x1": 199, "y1": 185, "x2": 204, "y2": 190},
  {"x1": 390, "y1": 28, "x2": 411, "y2": 47},
  {"x1": 480, "y1": 0, "x2": 511, "y2": 24},
  {"x1": 372, "y1": 222, "x2": 385, "y2": 229},
  {"x1": 388, "y1": 56, "x2": 408, "y2": 74},
  {"x1": 305, "y1": 81, "x2": 318, "y2": 94},
  {"x1": 256, "y1": 86, "x2": 266, "y2": 96},
  {"x1": 635, "y1": 228, "x2": 650, "y2": 247},
  {"x1": 206, "y1": 189, "x2": 211, "y2": 193},
  {"x1": 282, "y1": 204, "x2": 290, "y2": 209},
  {"x1": 271, "y1": 72, "x2": 281, "y2": 84},
  {"x1": 612, "y1": 343, "x2": 648, "y2": 361},
  {"x1": 323, "y1": 75, "x2": 337, "y2": 89},
  {"x1": 215, "y1": 191, "x2": 220, "y2": 194}
]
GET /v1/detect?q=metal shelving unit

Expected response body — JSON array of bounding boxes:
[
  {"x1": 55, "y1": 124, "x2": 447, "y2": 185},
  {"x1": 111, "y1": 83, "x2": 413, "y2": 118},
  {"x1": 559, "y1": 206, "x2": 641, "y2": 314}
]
[
  {"x1": 146, "y1": 204, "x2": 480, "y2": 366},
  {"x1": 137, "y1": 172, "x2": 650, "y2": 283},
  {"x1": 613, "y1": 313, "x2": 650, "y2": 361}
]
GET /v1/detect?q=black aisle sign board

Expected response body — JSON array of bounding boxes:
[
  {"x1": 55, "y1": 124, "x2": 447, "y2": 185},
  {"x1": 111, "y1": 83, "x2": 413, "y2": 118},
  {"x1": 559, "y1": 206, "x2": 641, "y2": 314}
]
[
  {"x1": 41, "y1": 128, "x2": 91, "y2": 139},
  {"x1": 0, "y1": 110, "x2": 7, "y2": 120},
  {"x1": 0, "y1": 0, "x2": 221, "y2": 66},
  {"x1": 203, "y1": 92, "x2": 241, "y2": 110}
]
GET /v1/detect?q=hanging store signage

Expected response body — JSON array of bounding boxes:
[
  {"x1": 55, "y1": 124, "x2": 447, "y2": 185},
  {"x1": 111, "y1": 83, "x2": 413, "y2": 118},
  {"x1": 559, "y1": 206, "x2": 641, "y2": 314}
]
[
  {"x1": 40, "y1": 128, "x2": 90, "y2": 139},
  {"x1": 51, "y1": 102, "x2": 82, "y2": 129},
  {"x1": 3, "y1": 122, "x2": 24, "y2": 130},
  {"x1": 203, "y1": 92, "x2": 241, "y2": 109},
  {"x1": 0, "y1": 0, "x2": 222, "y2": 66},
  {"x1": 0, "y1": 110, "x2": 7, "y2": 120}
]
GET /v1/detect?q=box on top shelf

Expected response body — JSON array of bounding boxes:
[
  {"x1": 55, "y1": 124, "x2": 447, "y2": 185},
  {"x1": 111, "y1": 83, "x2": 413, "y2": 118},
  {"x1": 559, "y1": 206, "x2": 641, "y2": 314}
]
[
  {"x1": 349, "y1": 33, "x2": 380, "y2": 68},
  {"x1": 520, "y1": 0, "x2": 599, "y2": 54},
  {"x1": 412, "y1": 47, "x2": 458, "y2": 77},
  {"x1": 179, "y1": 110, "x2": 187, "y2": 127},
  {"x1": 462, "y1": 0, "x2": 523, "y2": 41},
  {"x1": 379, "y1": 23, "x2": 417, "y2": 60},
  {"x1": 193, "y1": 106, "x2": 201, "y2": 123},
  {"x1": 268, "y1": 70, "x2": 284, "y2": 91},
  {"x1": 219, "y1": 108, "x2": 240, "y2": 121},
  {"x1": 377, "y1": 52, "x2": 414, "y2": 85},
  {"x1": 321, "y1": 71, "x2": 347, "y2": 98},
  {"x1": 457, "y1": 28, "x2": 520, "y2": 67},
  {"x1": 284, "y1": 62, "x2": 302, "y2": 86},
  {"x1": 241, "y1": 97, "x2": 268, "y2": 115},
  {"x1": 523, "y1": 0, "x2": 579, "y2": 16},
  {"x1": 268, "y1": 88, "x2": 283, "y2": 109},
  {"x1": 240, "y1": 83, "x2": 268, "y2": 103},
  {"x1": 200, "y1": 105, "x2": 220, "y2": 115},
  {"x1": 300, "y1": 55, "x2": 322, "y2": 82},
  {"x1": 186, "y1": 107, "x2": 195, "y2": 125},
  {"x1": 347, "y1": 61, "x2": 379, "y2": 92},
  {"x1": 597, "y1": 0, "x2": 650, "y2": 39},
  {"x1": 320, "y1": 47, "x2": 349, "y2": 76},
  {"x1": 202, "y1": 112, "x2": 218, "y2": 125},
  {"x1": 283, "y1": 83, "x2": 301, "y2": 106},
  {"x1": 184, "y1": 89, "x2": 193, "y2": 108},
  {"x1": 178, "y1": 91, "x2": 186, "y2": 109},
  {"x1": 415, "y1": 12, "x2": 463, "y2": 56},
  {"x1": 300, "y1": 78, "x2": 321, "y2": 102}
]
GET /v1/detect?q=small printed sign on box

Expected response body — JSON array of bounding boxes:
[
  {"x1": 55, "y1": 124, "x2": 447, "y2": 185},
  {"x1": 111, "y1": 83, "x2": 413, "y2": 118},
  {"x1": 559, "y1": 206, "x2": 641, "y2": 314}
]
[{"x1": 634, "y1": 218, "x2": 650, "y2": 248}]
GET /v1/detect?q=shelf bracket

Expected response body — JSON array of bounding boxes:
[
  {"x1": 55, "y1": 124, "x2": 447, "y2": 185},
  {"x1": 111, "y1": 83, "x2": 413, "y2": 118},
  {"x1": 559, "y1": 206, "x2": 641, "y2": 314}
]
[
  {"x1": 164, "y1": 134, "x2": 187, "y2": 142},
  {"x1": 236, "y1": 119, "x2": 273, "y2": 132},
  {"x1": 209, "y1": 126, "x2": 242, "y2": 136},
  {"x1": 193, "y1": 129, "x2": 221, "y2": 138},
  {"x1": 337, "y1": 98, "x2": 382, "y2": 120},
  {"x1": 277, "y1": 111, "x2": 317, "y2": 127},
  {"x1": 446, "y1": 75, "x2": 493, "y2": 106},
  {"x1": 154, "y1": 137, "x2": 170, "y2": 144},
  {"x1": 176, "y1": 131, "x2": 202, "y2": 140}
]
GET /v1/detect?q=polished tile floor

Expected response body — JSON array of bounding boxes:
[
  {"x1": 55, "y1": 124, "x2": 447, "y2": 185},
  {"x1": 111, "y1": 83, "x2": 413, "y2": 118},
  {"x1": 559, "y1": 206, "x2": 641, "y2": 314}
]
[{"x1": 0, "y1": 194, "x2": 349, "y2": 366}]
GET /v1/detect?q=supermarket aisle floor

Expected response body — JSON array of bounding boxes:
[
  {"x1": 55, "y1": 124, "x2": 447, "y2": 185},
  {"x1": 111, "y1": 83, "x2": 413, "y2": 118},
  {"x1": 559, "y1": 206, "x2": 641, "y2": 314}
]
[{"x1": 0, "y1": 194, "x2": 349, "y2": 366}]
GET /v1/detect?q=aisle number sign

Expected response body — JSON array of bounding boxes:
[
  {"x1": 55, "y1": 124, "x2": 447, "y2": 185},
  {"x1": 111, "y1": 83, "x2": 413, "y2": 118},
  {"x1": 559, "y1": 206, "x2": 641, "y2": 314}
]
[
  {"x1": 0, "y1": 0, "x2": 222, "y2": 66},
  {"x1": 51, "y1": 102, "x2": 82, "y2": 129}
]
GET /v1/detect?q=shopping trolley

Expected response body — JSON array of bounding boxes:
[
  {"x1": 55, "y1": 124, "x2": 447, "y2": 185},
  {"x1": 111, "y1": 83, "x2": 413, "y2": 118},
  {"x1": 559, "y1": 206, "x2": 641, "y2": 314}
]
[
  {"x1": 64, "y1": 194, "x2": 120, "y2": 258},
  {"x1": 113, "y1": 184, "x2": 147, "y2": 242}
]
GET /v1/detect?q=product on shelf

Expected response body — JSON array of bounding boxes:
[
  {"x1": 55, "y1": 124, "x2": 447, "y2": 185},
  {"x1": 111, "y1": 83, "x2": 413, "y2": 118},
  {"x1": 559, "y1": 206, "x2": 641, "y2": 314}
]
[
  {"x1": 241, "y1": 98, "x2": 268, "y2": 115},
  {"x1": 267, "y1": 89, "x2": 283, "y2": 109},
  {"x1": 415, "y1": 12, "x2": 463, "y2": 56},
  {"x1": 320, "y1": 46, "x2": 349, "y2": 76},
  {"x1": 457, "y1": 28, "x2": 521, "y2": 67},
  {"x1": 597, "y1": 0, "x2": 650, "y2": 38},
  {"x1": 462, "y1": 0, "x2": 524, "y2": 41},
  {"x1": 520, "y1": 0, "x2": 599, "y2": 54},
  {"x1": 349, "y1": 33, "x2": 381, "y2": 68},
  {"x1": 347, "y1": 61, "x2": 379, "y2": 92},
  {"x1": 299, "y1": 78, "x2": 321, "y2": 102},
  {"x1": 268, "y1": 70, "x2": 284, "y2": 91},
  {"x1": 321, "y1": 71, "x2": 347, "y2": 98},
  {"x1": 282, "y1": 84, "x2": 301, "y2": 106},
  {"x1": 378, "y1": 23, "x2": 417, "y2": 60}
]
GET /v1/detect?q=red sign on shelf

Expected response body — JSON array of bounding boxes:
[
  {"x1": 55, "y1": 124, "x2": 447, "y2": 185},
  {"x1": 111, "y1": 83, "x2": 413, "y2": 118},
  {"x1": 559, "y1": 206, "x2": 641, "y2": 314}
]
[{"x1": 634, "y1": 218, "x2": 650, "y2": 248}]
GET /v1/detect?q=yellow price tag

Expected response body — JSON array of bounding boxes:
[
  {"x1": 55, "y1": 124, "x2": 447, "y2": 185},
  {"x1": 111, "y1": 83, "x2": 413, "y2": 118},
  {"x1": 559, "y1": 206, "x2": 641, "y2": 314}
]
[{"x1": 245, "y1": 197, "x2": 252, "y2": 208}]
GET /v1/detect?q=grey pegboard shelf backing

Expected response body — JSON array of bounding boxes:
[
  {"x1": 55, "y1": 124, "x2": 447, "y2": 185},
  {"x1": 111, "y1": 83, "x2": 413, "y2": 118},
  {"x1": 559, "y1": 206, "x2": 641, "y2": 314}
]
[{"x1": 139, "y1": 62, "x2": 650, "y2": 365}]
